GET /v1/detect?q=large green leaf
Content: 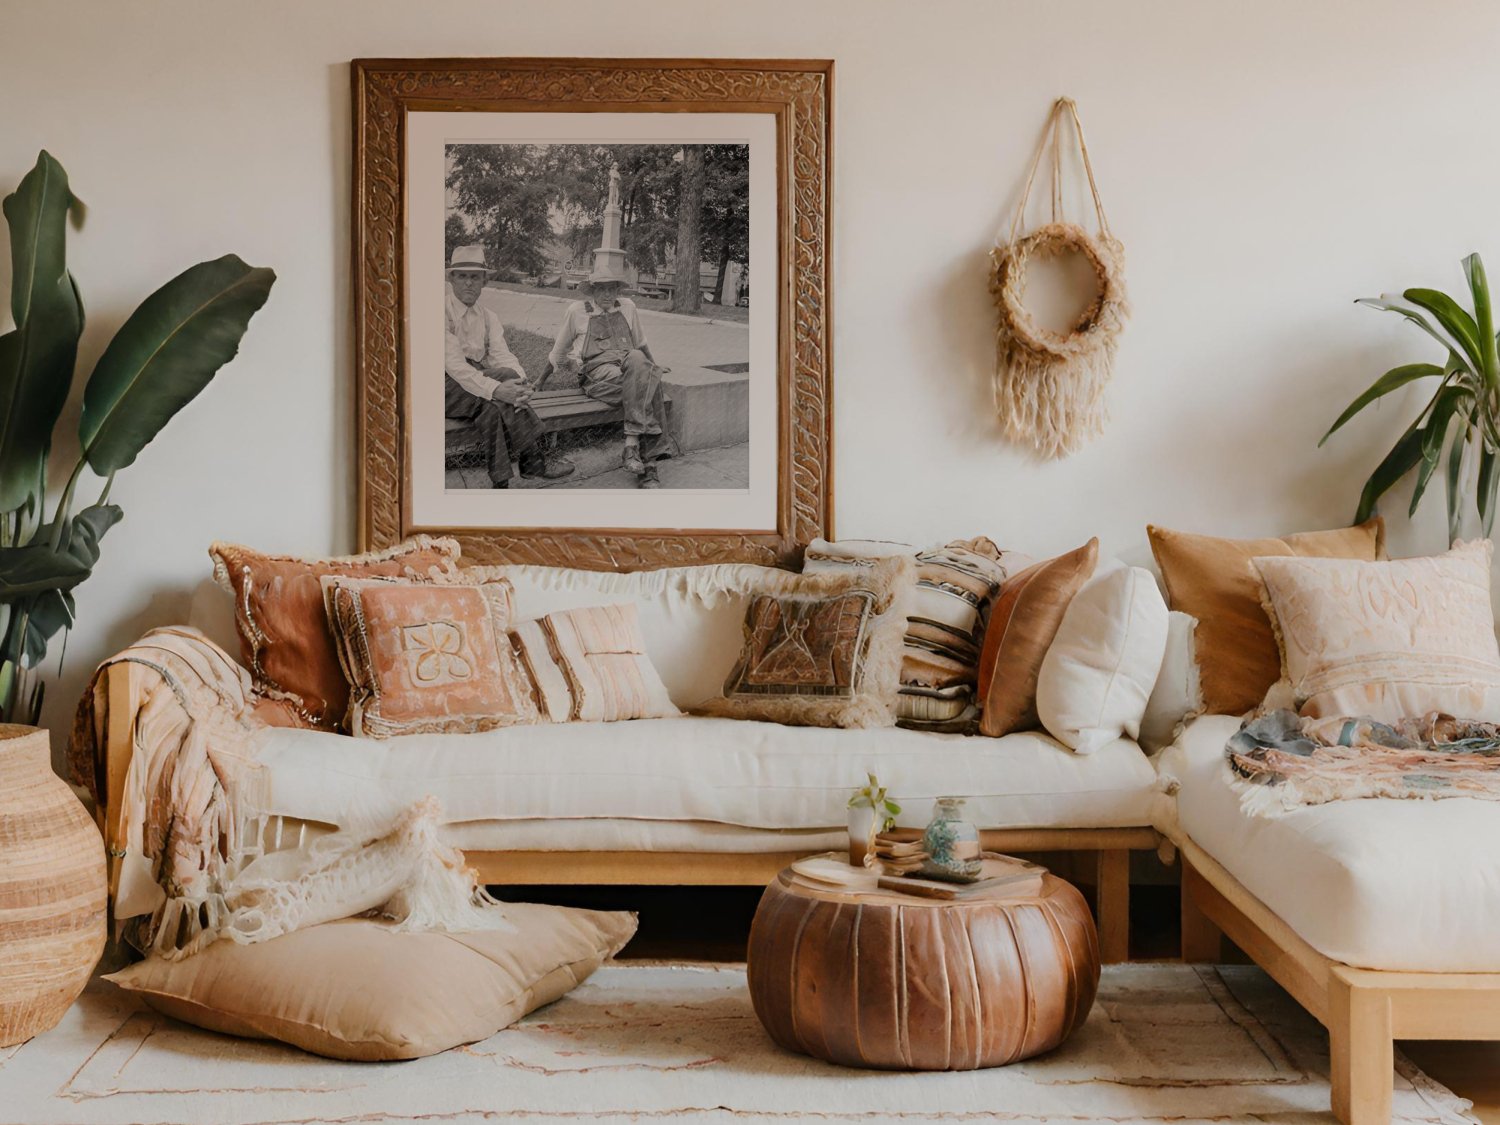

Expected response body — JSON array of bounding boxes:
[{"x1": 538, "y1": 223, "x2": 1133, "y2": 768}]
[
  {"x1": 1410, "y1": 387, "x2": 1469, "y2": 517},
  {"x1": 1446, "y1": 411, "x2": 1471, "y2": 544},
  {"x1": 1320, "y1": 362, "x2": 1443, "y2": 445},
  {"x1": 79, "y1": 255, "x2": 274, "y2": 473},
  {"x1": 1481, "y1": 447, "x2": 1500, "y2": 536},
  {"x1": 0, "y1": 151, "x2": 84, "y2": 512},
  {"x1": 1355, "y1": 421, "x2": 1426, "y2": 524},
  {"x1": 1357, "y1": 296, "x2": 1475, "y2": 371},
  {"x1": 0, "y1": 542, "x2": 91, "y2": 599},
  {"x1": 1462, "y1": 253, "x2": 1499, "y2": 392},
  {"x1": 1404, "y1": 287, "x2": 1483, "y2": 373}
]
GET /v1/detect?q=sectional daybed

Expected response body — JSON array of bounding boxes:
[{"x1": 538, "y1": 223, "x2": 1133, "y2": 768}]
[
  {"x1": 88, "y1": 557, "x2": 1162, "y2": 966},
  {"x1": 84, "y1": 531, "x2": 1500, "y2": 1125},
  {"x1": 1163, "y1": 715, "x2": 1500, "y2": 1125}
]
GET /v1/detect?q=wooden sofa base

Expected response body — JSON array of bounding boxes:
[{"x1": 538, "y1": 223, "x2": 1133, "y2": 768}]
[
  {"x1": 1178, "y1": 836, "x2": 1500, "y2": 1125},
  {"x1": 468, "y1": 827, "x2": 1157, "y2": 964},
  {"x1": 100, "y1": 661, "x2": 1153, "y2": 964}
]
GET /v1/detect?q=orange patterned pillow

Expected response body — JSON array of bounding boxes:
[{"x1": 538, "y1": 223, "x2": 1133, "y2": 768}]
[
  {"x1": 510, "y1": 604, "x2": 679, "y2": 723},
  {"x1": 211, "y1": 537, "x2": 461, "y2": 730},
  {"x1": 322, "y1": 575, "x2": 539, "y2": 738}
]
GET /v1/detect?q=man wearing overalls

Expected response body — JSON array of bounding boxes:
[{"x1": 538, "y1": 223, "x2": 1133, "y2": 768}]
[
  {"x1": 548, "y1": 269, "x2": 679, "y2": 488},
  {"x1": 444, "y1": 245, "x2": 574, "y2": 488}
]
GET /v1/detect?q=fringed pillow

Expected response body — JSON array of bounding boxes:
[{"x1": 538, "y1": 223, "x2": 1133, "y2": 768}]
[
  {"x1": 698, "y1": 555, "x2": 915, "y2": 729},
  {"x1": 803, "y1": 538, "x2": 1025, "y2": 732},
  {"x1": 1254, "y1": 539, "x2": 1500, "y2": 723},
  {"x1": 322, "y1": 574, "x2": 539, "y2": 738},
  {"x1": 210, "y1": 537, "x2": 461, "y2": 730}
]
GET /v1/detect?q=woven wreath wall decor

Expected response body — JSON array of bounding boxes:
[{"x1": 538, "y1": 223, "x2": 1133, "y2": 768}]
[{"x1": 990, "y1": 98, "x2": 1129, "y2": 460}]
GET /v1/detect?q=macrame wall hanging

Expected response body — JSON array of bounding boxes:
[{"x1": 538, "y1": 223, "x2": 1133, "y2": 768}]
[{"x1": 990, "y1": 97, "x2": 1129, "y2": 460}]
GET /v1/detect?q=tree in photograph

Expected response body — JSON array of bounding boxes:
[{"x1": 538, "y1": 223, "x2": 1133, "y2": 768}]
[
  {"x1": 671, "y1": 145, "x2": 706, "y2": 313},
  {"x1": 446, "y1": 145, "x2": 553, "y2": 277},
  {"x1": 703, "y1": 145, "x2": 749, "y2": 305}
]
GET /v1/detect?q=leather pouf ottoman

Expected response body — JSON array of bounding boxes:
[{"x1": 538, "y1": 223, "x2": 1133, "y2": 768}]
[{"x1": 747, "y1": 866, "x2": 1100, "y2": 1070}]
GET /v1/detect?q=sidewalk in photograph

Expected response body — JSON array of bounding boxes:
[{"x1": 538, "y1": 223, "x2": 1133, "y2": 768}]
[{"x1": 483, "y1": 288, "x2": 751, "y2": 451}]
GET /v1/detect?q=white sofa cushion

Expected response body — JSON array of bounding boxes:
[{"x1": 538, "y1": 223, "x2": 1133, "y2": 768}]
[
  {"x1": 1035, "y1": 564, "x2": 1168, "y2": 754},
  {"x1": 1158, "y1": 714, "x2": 1500, "y2": 972},
  {"x1": 249, "y1": 717, "x2": 1158, "y2": 834}
]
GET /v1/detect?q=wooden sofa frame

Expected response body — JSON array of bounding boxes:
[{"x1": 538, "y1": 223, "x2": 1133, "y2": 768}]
[
  {"x1": 99, "y1": 661, "x2": 1156, "y2": 964},
  {"x1": 1178, "y1": 835, "x2": 1500, "y2": 1125}
]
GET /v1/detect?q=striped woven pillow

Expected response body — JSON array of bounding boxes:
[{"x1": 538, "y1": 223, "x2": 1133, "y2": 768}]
[{"x1": 804, "y1": 538, "x2": 1026, "y2": 731}]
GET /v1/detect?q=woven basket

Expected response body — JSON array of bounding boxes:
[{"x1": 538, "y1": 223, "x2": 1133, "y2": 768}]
[{"x1": 0, "y1": 724, "x2": 106, "y2": 1046}]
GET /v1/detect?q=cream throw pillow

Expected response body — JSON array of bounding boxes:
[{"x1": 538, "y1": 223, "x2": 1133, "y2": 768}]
[
  {"x1": 510, "y1": 603, "x2": 679, "y2": 723},
  {"x1": 1036, "y1": 564, "x2": 1169, "y2": 754},
  {"x1": 1254, "y1": 540, "x2": 1500, "y2": 722},
  {"x1": 105, "y1": 904, "x2": 637, "y2": 1061}
]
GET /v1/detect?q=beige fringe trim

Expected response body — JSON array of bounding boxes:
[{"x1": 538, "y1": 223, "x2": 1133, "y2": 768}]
[{"x1": 990, "y1": 222, "x2": 1130, "y2": 461}]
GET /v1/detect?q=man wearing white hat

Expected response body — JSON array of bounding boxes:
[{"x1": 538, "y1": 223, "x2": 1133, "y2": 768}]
[
  {"x1": 445, "y1": 244, "x2": 573, "y2": 487},
  {"x1": 547, "y1": 262, "x2": 678, "y2": 489}
]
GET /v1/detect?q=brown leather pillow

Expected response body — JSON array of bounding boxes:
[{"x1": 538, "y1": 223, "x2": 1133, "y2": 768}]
[
  {"x1": 976, "y1": 539, "x2": 1099, "y2": 737},
  {"x1": 210, "y1": 537, "x2": 461, "y2": 730},
  {"x1": 1146, "y1": 518, "x2": 1385, "y2": 716}
]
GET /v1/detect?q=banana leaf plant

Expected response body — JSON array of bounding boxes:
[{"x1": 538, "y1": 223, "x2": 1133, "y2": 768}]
[
  {"x1": 1322, "y1": 253, "x2": 1500, "y2": 545},
  {"x1": 0, "y1": 151, "x2": 274, "y2": 725}
]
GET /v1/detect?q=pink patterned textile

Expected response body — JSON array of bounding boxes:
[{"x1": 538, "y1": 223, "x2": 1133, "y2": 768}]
[{"x1": 1226, "y1": 708, "x2": 1500, "y2": 816}]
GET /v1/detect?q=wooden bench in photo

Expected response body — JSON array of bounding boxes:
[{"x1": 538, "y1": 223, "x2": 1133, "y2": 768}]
[{"x1": 445, "y1": 388, "x2": 676, "y2": 468}]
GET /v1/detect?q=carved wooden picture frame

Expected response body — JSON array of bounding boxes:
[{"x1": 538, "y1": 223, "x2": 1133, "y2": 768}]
[{"x1": 352, "y1": 58, "x2": 832, "y2": 569}]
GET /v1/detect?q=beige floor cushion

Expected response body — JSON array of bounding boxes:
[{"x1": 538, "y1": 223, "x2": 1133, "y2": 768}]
[{"x1": 105, "y1": 902, "x2": 637, "y2": 1060}]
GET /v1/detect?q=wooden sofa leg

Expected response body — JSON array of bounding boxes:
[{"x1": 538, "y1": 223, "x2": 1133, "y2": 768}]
[
  {"x1": 1094, "y1": 849, "x2": 1129, "y2": 964},
  {"x1": 1328, "y1": 968, "x2": 1393, "y2": 1125},
  {"x1": 1179, "y1": 858, "x2": 1224, "y2": 963}
]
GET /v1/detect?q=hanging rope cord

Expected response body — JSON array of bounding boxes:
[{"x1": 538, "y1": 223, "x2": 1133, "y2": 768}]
[
  {"x1": 1004, "y1": 97, "x2": 1114, "y2": 249},
  {"x1": 989, "y1": 97, "x2": 1129, "y2": 461}
]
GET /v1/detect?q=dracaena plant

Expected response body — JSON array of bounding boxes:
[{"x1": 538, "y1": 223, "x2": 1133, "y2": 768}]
[
  {"x1": 0, "y1": 151, "x2": 274, "y2": 725},
  {"x1": 1323, "y1": 253, "x2": 1500, "y2": 544}
]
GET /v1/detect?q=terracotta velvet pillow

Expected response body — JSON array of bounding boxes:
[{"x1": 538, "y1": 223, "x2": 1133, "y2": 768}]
[
  {"x1": 699, "y1": 555, "x2": 915, "y2": 729},
  {"x1": 976, "y1": 539, "x2": 1099, "y2": 738},
  {"x1": 211, "y1": 537, "x2": 461, "y2": 730},
  {"x1": 1147, "y1": 518, "x2": 1385, "y2": 716},
  {"x1": 323, "y1": 575, "x2": 540, "y2": 738}
]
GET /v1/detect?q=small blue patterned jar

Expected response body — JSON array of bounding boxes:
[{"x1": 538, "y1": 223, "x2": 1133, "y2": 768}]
[{"x1": 921, "y1": 797, "x2": 983, "y2": 882}]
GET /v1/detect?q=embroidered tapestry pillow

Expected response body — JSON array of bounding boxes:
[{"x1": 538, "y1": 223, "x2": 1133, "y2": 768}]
[
  {"x1": 509, "y1": 603, "x2": 680, "y2": 723},
  {"x1": 210, "y1": 537, "x2": 461, "y2": 730},
  {"x1": 976, "y1": 538, "x2": 1099, "y2": 738},
  {"x1": 1147, "y1": 518, "x2": 1385, "y2": 717},
  {"x1": 1254, "y1": 540, "x2": 1500, "y2": 723},
  {"x1": 105, "y1": 904, "x2": 637, "y2": 1061},
  {"x1": 322, "y1": 575, "x2": 539, "y2": 738},
  {"x1": 803, "y1": 537, "x2": 1026, "y2": 731},
  {"x1": 699, "y1": 555, "x2": 915, "y2": 729}
]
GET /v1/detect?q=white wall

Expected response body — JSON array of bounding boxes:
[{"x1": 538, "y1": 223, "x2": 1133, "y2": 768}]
[{"x1": 2, "y1": 0, "x2": 1496, "y2": 742}]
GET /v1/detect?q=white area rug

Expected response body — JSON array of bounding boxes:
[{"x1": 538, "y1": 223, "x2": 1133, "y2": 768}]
[{"x1": 0, "y1": 962, "x2": 1475, "y2": 1124}]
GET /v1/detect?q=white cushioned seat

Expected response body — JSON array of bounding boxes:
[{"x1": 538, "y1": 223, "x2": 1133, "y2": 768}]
[
  {"x1": 1158, "y1": 715, "x2": 1500, "y2": 972},
  {"x1": 248, "y1": 716, "x2": 1158, "y2": 837}
]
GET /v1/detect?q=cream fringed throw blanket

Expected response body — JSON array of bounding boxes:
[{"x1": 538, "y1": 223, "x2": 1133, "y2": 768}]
[
  {"x1": 1226, "y1": 708, "x2": 1500, "y2": 816},
  {"x1": 69, "y1": 627, "x2": 510, "y2": 960}
]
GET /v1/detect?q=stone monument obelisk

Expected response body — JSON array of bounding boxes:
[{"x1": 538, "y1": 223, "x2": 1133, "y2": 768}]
[{"x1": 590, "y1": 164, "x2": 629, "y2": 283}]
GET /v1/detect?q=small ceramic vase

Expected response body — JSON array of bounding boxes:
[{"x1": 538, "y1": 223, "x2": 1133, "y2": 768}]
[
  {"x1": 847, "y1": 805, "x2": 878, "y2": 866},
  {"x1": 921, "y1": 797, "x2": 983, "y2": 882}
]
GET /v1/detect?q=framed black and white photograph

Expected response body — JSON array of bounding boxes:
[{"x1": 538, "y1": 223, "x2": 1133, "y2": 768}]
[
  {"x1": 439, "y1": 142, "x2": 751, "y2": 494},
  {"x1": 353, "y1": 59, "x2": 833, "y2": 569}
]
